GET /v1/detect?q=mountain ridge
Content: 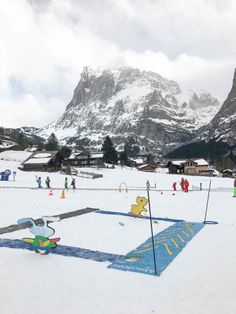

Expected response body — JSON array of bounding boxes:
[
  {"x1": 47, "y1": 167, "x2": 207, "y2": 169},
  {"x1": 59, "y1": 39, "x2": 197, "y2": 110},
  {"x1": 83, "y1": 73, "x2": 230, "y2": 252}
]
[
  {"x1": 200, "y1": 68, "x2": 236, "y2": 145},
  {"x1": 38, "y1": 66, "x2": 221, "y2": 154}
]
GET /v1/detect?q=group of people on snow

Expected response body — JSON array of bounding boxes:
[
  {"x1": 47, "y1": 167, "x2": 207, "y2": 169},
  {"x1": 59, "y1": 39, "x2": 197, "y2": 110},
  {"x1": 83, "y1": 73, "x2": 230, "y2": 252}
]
[
  {"x1": 172, "y1": 178, "x2": 190, "y2": 192},
  {"x1": 36, "y1": 176, "x2": 76, "y2": 190},
  {"x1": 180, "y1": 177, "x2": 189, "y2": 192}
]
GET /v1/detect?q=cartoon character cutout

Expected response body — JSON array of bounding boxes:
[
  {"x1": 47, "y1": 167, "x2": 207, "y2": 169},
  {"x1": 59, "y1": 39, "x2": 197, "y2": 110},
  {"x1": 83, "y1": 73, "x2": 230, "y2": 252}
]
[
  {"x1": 130, "y1": 196, "x2": 149, "y2": 216},
  {"x1": 17, "y1": 216, "x2": 60, "y2": 255}
]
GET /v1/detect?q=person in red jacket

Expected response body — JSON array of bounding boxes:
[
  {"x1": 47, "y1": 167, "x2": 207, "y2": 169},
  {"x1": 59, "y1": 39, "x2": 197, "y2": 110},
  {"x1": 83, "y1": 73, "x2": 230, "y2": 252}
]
[
  {"x1": 180, "y1": 178, "x2": 185, "y2": 191},
  {"x1": 172, "y1": 182, "x2": 177, "y2": 191},
  {"x1": 184, "y1": 179, "x2": 189, "y2": 192}
]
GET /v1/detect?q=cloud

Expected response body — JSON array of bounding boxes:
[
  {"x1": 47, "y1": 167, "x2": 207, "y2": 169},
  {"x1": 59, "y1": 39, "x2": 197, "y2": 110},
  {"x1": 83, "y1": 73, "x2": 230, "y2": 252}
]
[
  {"x1": 0, "y1": 0, "x2": 235, "y2": 127},
  {"x1": 0, "y1": 93, "x2": 65, "y2": 128},
  {"x1": 124, "y1": 50, "x2": 234, "y2": 99}
]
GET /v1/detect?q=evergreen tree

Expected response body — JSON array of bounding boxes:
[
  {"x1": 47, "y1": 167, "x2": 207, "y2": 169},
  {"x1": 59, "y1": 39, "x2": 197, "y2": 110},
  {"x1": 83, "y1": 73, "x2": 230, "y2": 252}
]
[
  {"x1": 45, "y1": 133, "x2": 59, "y2": 151},
  {"x1": 59, "y1": 146, "x2": 72, "y2": 159},
  {"x1": 102, "y1": 136, "x2": 118, "y2": 164},
  {"x1": 37, "y1": 141, "x2": 45, "y2": 151},
  {"x1": 147, "y1": 153, "x2": 155, "y2": 164},
  {"x1": 119, "y1": 150, "x2": 129, "y2": 166},
  {"x1": 214, "y1": 156, "x2": 234, "y2": 172},
  {"x1": 166, "y1": 140, "x2": 231, "y2": 163},
  {"x1": 16, "y1": 132, "x2": 28, "y2": 150}
]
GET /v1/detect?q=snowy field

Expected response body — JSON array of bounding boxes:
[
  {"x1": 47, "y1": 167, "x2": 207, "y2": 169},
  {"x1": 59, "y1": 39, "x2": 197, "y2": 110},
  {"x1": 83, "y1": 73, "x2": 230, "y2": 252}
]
[{"x1": 0, "y1": 151, "x2": 236, "y2": 314}]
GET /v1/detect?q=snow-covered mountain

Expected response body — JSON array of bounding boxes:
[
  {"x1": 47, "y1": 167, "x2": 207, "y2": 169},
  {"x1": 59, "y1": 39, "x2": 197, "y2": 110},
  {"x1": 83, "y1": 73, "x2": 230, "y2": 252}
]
[
  {"x1": 200, "y1": 68, "x2": 236, "y2": 145},
  {"x1": 38, "y1": 66, "x2": 221, "y2": 153},
  {"x1": 0, "y1": 126, "x2": 43, "y2": 152},
  {"x1": 0, "y1": 138, "x2": 17, "y2": 151}
]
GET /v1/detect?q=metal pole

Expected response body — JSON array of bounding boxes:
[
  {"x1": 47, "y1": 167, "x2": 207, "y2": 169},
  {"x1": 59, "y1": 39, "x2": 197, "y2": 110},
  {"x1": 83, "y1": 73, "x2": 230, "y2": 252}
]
[
  {"x1": 203, "y1": 180, "x2": 211, "y2": 222},
  {"x1": 146, "y1": 181, "x2": 157, "y2": 276}
]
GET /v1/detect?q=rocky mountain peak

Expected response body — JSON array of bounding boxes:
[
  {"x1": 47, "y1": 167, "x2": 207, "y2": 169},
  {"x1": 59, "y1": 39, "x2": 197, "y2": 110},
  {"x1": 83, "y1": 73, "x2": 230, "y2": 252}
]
[
  {"x1": 189, "y1": 91, "x2": 219, "y2": 110},
  {"x1": 233, "y1": 68, "x2": 236, "y2": 88},
  {"x1": 38, "y1": 66, "x2": 221, "y2": 154},
  {"x1": 201, "y1": 68, "x2": 236, "y2": 144},
  {"x1": 213, "y1": 68, "x2": 236, "y2": 119}
]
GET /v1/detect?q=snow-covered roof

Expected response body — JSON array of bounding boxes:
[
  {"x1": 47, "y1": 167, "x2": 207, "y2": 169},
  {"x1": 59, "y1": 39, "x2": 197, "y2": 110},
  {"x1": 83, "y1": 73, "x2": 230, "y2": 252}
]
[
  {"x1": 223, "y1": 169, "x2": 233, "y2": 172},
  {"x1": 26, "y1": 147, "x2": 40, "y2": 152},
  {"x1": 22, "y1": 151, "x2": 57, "y2": 165},
  {"x1": 131, "y1": 158, "x2": 144, "y2": 164},
  {"x1": 33, "y1": 153, "x2": 52, "y2": 158},
  {"x1": 194, "y1": 159, "x2": 209, "y2": 166},
  {"x1": 171, "y1": 160, "x2": 185, "y2": 166},
  {"x1": 24, "y1": 157, "x2": 51, "y2": 164},
  {"x1": 69, "y1": 152, "x2": 89, "y2": 159},
  {"x1": 90, "y1": 153, "x2": 103, "y2": 158},
  {"x1": 169, "y1": 159, "x2": 209, "y2": 166},
  {"x1": 138, "y1": 164, "x2": 156, "y2": 169}
]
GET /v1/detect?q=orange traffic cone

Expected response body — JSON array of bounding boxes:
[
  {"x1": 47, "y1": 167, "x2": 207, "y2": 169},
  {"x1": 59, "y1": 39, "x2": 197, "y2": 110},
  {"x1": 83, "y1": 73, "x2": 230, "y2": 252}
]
[
  {"x1": 60, "y1": 190, "x2": 65, "y2": 199},
  {"x1": 49, "y1": 189, "x2": 53, "y2": 196}
]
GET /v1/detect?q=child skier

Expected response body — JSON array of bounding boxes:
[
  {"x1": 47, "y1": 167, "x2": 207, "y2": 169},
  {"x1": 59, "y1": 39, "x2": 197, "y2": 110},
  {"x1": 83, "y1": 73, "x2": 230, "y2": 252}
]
[
  {"x1": 36, "y1": 176, "x2": 42, "y2": 188},
  {"x1": 71, "y1": 178, "x2": 76, "y2": 190},
  {"x1": 172, "y1": 182, "x2": 177, "y2": 191},
  {"x1": 64, "y1": 177, "x2": 68, "y2": 189},
  {"x1": 45, "y1": 177, "x2": 51, "y2": 189}
]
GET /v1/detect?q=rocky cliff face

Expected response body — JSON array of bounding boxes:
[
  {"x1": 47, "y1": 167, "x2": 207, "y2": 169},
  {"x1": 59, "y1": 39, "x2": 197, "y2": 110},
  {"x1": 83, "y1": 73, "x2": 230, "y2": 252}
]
[
  {"x1": 201, "y1": 68, "x2": 236, "y2": 145},
  {"x1": 38, "y1": 66, "x2": 221, "y2": 153}
]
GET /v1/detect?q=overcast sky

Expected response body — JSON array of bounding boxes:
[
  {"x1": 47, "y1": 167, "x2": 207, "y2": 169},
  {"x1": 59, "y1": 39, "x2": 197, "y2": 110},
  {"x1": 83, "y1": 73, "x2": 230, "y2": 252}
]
[{"x1": 0, "y1": 0, "x2": 235, "y2": 128}]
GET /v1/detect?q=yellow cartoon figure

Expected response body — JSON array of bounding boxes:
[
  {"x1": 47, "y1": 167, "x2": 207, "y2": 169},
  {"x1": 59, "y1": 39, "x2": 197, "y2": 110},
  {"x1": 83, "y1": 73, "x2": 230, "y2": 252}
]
[{"x1": 130, "y1": 196, "x2": 149, "y2": 216}]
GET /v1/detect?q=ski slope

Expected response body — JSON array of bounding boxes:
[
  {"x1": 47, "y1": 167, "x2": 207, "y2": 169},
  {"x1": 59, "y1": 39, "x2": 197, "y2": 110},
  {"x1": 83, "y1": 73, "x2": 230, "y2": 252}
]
[{"x1": 0, "y1": 153, "x2": 236, "y2": 314}]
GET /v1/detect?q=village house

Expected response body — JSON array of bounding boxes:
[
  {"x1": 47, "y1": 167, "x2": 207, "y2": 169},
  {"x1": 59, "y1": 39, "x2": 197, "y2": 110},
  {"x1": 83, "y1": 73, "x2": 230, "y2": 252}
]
[
  {"x1": 222, "y1": 169, "x2": 233, "y2": 177},
  {"x1": 63, "y1": 150, "x2": 104, "y2": 168},
  {"x1": 167, "y1": 158, "x2": 211, "y2": 175},
  {"x1": 129, "y1": 157, "x2": 145, "y2": 167},
  {"x1": 130, "y1": 152, "x2": 160, "y2": 168},
  {"x1": 137, "y1": 164, "x2": 157, "y2": 172},
  {"x1": 20, "y1": 151, "x2": 61, "y2": 171},
  {"x1": 166, "y1": 160, "x2": 185, "y2": 174},
  {"x1": 64, "y1": 151, "x2": 90, "y2": 167},
  {"x1": 183, "y1": 159, "x2": 210, "y2": 175},
  {"x1": 89, "y1": 152, "x2": 104, "y2": 167}
]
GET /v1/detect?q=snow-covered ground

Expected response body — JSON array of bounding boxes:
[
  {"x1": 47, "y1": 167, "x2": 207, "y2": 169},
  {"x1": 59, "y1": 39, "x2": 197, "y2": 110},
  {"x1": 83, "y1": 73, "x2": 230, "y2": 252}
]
[{"x1": 0, "y1": 152, "x2": 236, "y2": 314}]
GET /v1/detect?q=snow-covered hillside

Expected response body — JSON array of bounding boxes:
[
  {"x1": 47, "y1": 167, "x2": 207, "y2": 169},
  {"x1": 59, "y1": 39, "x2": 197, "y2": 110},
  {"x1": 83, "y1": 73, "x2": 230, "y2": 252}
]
[
  {"x1": 38, "y1": 66, "x2": 221, "y2": 153},
  {"x1": 0, "y1": 150, "x2": 32, "y2": 162},
  {"x1": 0, "y1": 139, "x2": 16, "y2": 150}
]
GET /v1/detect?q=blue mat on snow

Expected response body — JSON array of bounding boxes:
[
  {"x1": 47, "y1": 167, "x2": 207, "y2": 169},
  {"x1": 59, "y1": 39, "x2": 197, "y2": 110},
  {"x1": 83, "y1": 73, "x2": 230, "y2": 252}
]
[
  {"x1": 96, "y1": 210, "x2": 185, "y2": 223},
  {"x1": 0, "y1": 238, "x2": 124, "y2": 262},
  {"x1": 108, "y1": 222, "x2": 204, "y2": 276}
]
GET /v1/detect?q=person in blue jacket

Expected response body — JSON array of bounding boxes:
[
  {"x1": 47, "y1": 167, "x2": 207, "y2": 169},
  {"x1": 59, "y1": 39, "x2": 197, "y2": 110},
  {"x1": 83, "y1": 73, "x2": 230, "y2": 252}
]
[{"x1": 36, "y1": 176, "x2": 42, "y2": 188}]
